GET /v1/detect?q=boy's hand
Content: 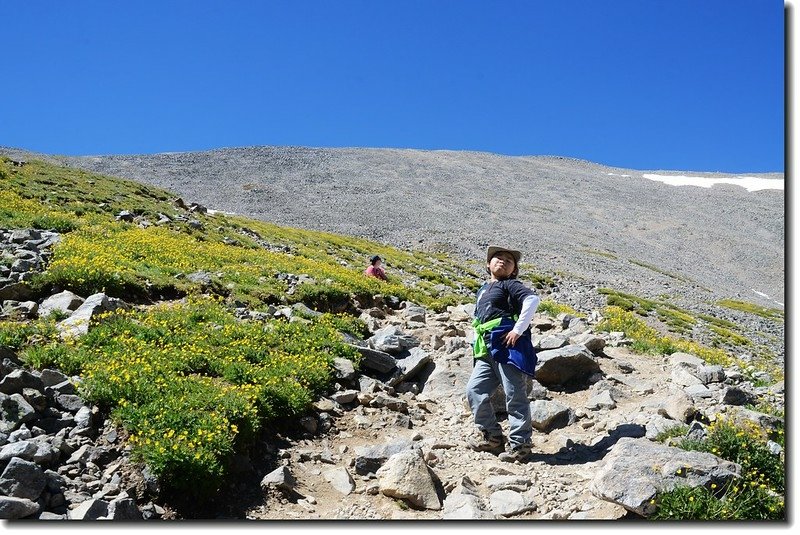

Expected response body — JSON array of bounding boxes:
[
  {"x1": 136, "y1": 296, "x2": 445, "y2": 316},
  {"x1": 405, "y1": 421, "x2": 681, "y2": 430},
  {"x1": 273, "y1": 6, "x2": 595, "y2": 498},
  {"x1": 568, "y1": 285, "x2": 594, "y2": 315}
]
[{"x1": 503, "y1": 331, "x2": 520, "y2": 347}]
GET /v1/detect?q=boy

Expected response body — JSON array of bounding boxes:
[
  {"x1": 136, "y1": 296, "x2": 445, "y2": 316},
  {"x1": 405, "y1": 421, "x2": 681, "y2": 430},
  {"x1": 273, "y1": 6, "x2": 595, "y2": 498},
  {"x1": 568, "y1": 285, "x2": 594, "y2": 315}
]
[{"x1": 466, "y1": 246, "x2": 539, "y2": 462}]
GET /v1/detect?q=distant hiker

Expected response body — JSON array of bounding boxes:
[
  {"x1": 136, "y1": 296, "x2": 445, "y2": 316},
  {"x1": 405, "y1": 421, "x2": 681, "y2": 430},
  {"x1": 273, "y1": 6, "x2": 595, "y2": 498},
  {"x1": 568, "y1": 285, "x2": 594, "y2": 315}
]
[
  {"x1": 364, "y1": 255, "x2": 388, "y2": 281},
  {"x1": 466, "y1": 245, "x2": 540, "y2": 463}
]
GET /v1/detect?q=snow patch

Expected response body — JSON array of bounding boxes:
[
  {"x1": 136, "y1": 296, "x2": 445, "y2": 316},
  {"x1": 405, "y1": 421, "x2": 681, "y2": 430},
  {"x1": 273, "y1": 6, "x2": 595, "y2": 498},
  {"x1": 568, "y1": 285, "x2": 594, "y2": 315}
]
[
  {"x1": 750, "y1": 289, "x2": 784, "y2": 308},
  {"x1": 642, "y1": 174, "x2": 783, "y2": 192}
]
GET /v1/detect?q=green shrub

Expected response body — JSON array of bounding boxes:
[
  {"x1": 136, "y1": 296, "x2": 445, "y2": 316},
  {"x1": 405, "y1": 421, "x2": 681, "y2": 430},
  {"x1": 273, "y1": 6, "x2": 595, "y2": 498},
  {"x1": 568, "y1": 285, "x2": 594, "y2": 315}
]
[
  {"x1": 0, "y1": 320, "x2": 58, "y2": 351},
  {"x1": 537, "y1": 299, "x2": 579, "y2": 318},
  {"x1": 651, "y1": 483, "x2": 783, "y2": 520},
  {"x1": 32, "y1": 297, "x2": 360, "y2": 499},
  {"x1": 653, "y1": 417, "x2": 785, "y2": 520},
  {"x1": 717, "y1": 299, "x2": 784, "y2": 320},
  {"x1": 653, "y1": 424, "x2": 689, "y2": 443},
  {"x1": 30, "y1": 214, "x2": 78, "y2": 233},
  {"x1": 606, "y1": 295, "x2": 634, "y2": 311}
]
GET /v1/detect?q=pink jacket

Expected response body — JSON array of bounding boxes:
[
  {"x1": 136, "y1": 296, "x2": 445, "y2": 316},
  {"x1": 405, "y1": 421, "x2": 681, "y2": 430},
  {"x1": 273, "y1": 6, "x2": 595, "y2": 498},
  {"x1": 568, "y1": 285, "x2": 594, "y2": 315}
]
[{"x1": 364, "y1": 265, "x2": 388, "y2": 281}]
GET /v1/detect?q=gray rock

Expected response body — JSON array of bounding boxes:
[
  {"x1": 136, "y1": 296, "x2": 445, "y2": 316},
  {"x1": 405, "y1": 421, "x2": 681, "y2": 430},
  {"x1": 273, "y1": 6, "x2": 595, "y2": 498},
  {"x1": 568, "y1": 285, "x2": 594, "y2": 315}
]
[
  {"x1": 323, "y1": 466, "x2": 355, "y2": 495},
  {"x1": 368, "y1": 325, "x2": 419, "y2": 354},
  {"x1": 55, "y1": 394, "x2": 85, "y2": 413},
  {"x1": 671, "y1": 364, "x2": 703, "y2": 387},
  {"x1": 376, "y1": 448, "x2": 441, "y2": 510},
  {"x1": 38, "y1": 511, "x2": 66, "y2": 520},
  {"x1": 607, "y1": 373, "x2": 655, "y2": 394},
  {"x1": 260, "y1": 465, "x2": 297, "y2": 492},
  {"x1": 591, "y1": 437, "x2": 740, "y2": 517},
  {"x1": 684, "y1": 383, "x2": 713, "y2": 399},
  {"x1": 403, "y1": 305, "x2": 427, "y2": 323},
  {"x1": 106, "y1": 497, "x2": 143, "y2": 520},
  {"x1": 721, "y1": 386, "x2": 757, "y2": 406},
  {"x1": 74, "y1": 406, "x2": 93, "y2": 428},
  {"x1": 443, "y1": 493, "x2": 492, "y2": 519},
  {"x1": 0, "y1": 496, "x2": 40, "y2": 519},
  {"x1": 68, "y1": 498, "x2": 109, "y2": 520},
  {"x1": 724, "y1": 407, "x2": 783, "y2": 434},
  {"x1": 586, "y1": 389, "x2": 616, "y2": 410},
  {"x1": 0, "y1": 440, "x2": 39, "y2": 461},
  {"x1": 354, "y1": 438, "x2": 418, "y2": 475},
  {"x1": 350, "y1": 345, "x2": 396, "y2": 374},
  {"x1": 696, "y1": 365, "x2": 726, "y2": 384},
  {"x1": 49, "y1": 378, "x2": 78, "y2": 395},
  {"x1": 0, "y1": 393, "x2": 37, "y2": 433},
  {"x1": 0, "y1": 369, "x2": 44, "y2": 395},
  {"x1": 570, "y1": 331, "x2": 607, "y2": 353},
  {"x1": 489, "y1": 489, "x2": 536, "y2": 517},
  {"x1": 330, "y1": 390, "x2": 359, "y2": 404},
  {"x1": 659, "y1": 389, "x2": 696, "y2": 423},
  {"x1": 535, "y1": 345, "x2": 601, "y2": 387},
  {"x1": 386, "y1": 347, "x2": 430, "y2": 387},
  {"x1": 567, "y1": 316, "x2": 589, "y2": 333},
  {"x1": 538, "y1": 334, "x2": 568, "y2": 350},
  {"x1": 668, "y1": 352, "x2": 705, "y2": 368},
  {"x1": 443, "y1": 479, "x2": 492, "y2": 520},
  {"x1": 57, "y1": 293, "x2": 125, "y2": 339},
  {"x1": 645, "y1": 415, "x2": 686, "y2": 440},
  {"x1": 38, "y1": 290, "x2": 84, "y2": 318},
  {"x1": 331, "y1": 357, "x2": 356, "y2": 381},
  {"x1": 485, "y1": 475, "x2": 532, "y2": 492},
  {"x1": 0, "y1": 282, "x2": 34, "y2": 302},
  {"x1": 0, "y1": 457, "x2": 46, "y2": 500},
  {"x1": 530, "y1": 400, "x2": 575, "y2": 432}
]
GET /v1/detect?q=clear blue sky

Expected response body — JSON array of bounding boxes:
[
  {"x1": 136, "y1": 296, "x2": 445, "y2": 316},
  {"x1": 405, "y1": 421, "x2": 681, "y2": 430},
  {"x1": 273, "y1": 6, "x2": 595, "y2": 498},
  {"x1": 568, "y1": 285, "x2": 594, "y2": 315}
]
[{"x1": 1, "y1": 0, "x2": 785, "y2": 173}]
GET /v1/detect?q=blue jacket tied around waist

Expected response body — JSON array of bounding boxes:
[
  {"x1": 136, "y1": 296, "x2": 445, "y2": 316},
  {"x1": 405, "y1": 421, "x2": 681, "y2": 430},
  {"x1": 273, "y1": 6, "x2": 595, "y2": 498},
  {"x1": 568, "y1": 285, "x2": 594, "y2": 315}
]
[{"x1": 486, "y1": 317, "x2": 537, "y2": 377}]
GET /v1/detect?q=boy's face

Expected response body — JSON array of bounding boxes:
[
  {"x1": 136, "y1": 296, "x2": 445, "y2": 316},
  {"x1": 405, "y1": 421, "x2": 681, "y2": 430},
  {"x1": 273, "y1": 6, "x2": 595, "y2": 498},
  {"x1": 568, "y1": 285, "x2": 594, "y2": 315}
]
[{"x1": 488, "y1": 251, "x2": 516, "y2": 279}]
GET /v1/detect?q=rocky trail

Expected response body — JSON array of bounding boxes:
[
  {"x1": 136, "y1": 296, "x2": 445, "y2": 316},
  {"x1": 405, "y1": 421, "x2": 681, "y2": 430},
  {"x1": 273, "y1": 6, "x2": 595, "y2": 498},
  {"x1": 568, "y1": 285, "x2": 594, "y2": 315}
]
[{"x1": 232, "y1": 300, "x2": 781, "y2": 520}]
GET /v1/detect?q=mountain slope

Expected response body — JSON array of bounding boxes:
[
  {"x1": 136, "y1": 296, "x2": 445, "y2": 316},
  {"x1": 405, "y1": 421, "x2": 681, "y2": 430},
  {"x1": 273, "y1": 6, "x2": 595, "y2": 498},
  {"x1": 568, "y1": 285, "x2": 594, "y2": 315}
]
[{"x1": 0, "y1": 146, "x2": 785, "y2": 365}]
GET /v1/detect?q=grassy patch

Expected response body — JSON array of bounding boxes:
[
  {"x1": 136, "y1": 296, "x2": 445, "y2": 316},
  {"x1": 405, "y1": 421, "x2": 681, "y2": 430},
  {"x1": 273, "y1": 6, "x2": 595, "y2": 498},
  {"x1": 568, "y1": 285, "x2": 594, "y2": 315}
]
[
  {"x1": 538, "y1": 300, "x2": 580, "y2": 318},
  {"x1": 595, "y1": 306, "x2": 782, "y2": 382},
  {"x1": 709, "y1": 325, "x2": 752, "y2": 347},
  {"x1": 581, "y1": 248, "x2": 618, "y2": 259},
  {"x1": 717, "y1": 299, "x2": 784, "y2": 321},
  {"x1": 517, "y1": 269, "x2": 554, "y2": 290},
  {"x1": 628, "y1": 259, "x2": 691, "y2": 282},
  {"x1": 598, "y1": 289, "x2": 694, "y2": 333}
]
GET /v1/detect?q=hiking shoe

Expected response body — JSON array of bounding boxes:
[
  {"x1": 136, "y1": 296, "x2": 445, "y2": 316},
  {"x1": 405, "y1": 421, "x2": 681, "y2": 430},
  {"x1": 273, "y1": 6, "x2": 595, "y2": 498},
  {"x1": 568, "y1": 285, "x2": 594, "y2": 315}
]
[
  {"x1": 468, "y1": 432, "x2": 505, "y2": 454},
  {"x1": 499, "y1": 443, "x2": 532, "y2": 463}
]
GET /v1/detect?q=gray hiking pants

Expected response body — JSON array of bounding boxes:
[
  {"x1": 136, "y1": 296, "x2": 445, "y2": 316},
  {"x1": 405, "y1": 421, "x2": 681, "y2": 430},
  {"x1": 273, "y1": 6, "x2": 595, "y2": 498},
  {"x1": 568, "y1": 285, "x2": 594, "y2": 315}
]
[{"x1": 465, "y1": 357, "x2": 532, "y2": 448}]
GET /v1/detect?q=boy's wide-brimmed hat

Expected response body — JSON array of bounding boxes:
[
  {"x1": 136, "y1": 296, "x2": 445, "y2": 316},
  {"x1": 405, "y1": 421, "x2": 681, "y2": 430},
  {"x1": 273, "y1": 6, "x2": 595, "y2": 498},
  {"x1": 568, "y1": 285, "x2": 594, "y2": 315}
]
[{"x1": 486, "y1": 246, "x2": 522, "y2": 265}]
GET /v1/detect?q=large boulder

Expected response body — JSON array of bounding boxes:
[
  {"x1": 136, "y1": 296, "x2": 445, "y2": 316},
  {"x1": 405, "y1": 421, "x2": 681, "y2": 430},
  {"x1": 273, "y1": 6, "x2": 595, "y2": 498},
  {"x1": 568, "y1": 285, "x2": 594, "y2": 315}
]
[
  {"x1": 535, "y1": 345, "x2": 601, "y2": 387},
  {"x1": 591, "y1": 437, "x2": 740, "y2": 517}
]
